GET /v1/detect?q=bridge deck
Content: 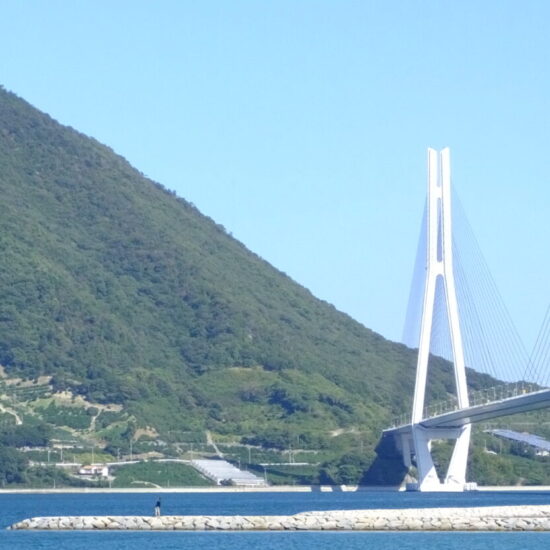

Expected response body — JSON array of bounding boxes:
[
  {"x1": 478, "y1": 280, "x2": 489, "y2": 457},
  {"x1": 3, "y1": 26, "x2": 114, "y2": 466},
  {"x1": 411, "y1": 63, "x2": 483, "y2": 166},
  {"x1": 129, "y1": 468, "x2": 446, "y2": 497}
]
[{"x1": 385, "y1": 388, "x2": 550, "y2": 436}]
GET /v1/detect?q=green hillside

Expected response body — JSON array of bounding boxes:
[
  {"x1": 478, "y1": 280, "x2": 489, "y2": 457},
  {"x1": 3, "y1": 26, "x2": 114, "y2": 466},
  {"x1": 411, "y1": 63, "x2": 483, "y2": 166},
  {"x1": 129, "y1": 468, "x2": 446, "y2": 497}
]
[{"x1": 0, "y1": 85, "x2": 506, "y2": 481}]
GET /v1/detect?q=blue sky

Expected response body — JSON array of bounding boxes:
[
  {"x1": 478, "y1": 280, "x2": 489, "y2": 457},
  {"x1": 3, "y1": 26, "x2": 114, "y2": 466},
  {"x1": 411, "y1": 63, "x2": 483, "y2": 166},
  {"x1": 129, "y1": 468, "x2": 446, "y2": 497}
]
[{"x1": 0, "y1": 1, "x2": 548, "y2": 349}]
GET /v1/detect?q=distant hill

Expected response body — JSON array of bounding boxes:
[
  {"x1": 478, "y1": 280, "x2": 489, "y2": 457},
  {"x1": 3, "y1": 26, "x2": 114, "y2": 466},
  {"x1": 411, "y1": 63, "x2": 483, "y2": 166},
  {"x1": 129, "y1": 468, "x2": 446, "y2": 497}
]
[{"x1": 0, "y1": 85, "x2": 495, "y2": 457}]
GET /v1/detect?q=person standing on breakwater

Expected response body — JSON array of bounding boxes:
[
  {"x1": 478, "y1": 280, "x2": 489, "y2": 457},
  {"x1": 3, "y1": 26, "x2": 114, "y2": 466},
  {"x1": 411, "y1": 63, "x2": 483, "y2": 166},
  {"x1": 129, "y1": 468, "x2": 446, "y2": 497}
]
[{"x1": 154, "y1": 498, "x2": 161, "y2": 517}]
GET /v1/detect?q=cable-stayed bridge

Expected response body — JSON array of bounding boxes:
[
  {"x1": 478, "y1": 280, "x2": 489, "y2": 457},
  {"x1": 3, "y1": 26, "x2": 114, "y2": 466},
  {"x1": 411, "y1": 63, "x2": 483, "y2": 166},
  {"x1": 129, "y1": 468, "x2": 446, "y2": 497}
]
[{"x1": 382, "y1": 148, "x2": 550, "y2": 492}]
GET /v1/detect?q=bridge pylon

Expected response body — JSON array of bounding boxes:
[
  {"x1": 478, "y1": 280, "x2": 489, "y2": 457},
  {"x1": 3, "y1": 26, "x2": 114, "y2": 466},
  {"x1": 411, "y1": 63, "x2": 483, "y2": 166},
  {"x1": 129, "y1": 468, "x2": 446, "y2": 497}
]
[{"x1": 409, "y1": 147, "x2": 471, "y2": 491}]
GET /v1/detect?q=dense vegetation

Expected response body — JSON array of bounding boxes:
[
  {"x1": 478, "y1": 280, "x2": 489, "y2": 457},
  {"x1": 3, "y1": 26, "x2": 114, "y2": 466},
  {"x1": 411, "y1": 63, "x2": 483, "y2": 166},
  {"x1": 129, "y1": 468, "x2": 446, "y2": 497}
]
[
  {"x1": 0, "y1": 85, "x2": 485, "y2": 444},
  {"x1": 0, "y1": 422, "x2": 49, "y2": 485}
]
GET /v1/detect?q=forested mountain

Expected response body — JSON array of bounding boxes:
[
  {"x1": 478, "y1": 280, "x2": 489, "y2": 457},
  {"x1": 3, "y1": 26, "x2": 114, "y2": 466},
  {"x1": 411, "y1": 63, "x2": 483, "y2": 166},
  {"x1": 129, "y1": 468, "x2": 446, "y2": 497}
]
[{"x1": 0, "y1": 86, "x2": 494, "y2": 455}]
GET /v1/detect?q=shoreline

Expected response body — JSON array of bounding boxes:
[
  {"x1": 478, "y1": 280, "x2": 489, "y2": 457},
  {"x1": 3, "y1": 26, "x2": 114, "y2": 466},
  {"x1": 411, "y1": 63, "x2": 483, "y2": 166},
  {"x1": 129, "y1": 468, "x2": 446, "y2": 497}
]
[{"x1": 1, "y1": 485, "x2": 550, "y2": 494}]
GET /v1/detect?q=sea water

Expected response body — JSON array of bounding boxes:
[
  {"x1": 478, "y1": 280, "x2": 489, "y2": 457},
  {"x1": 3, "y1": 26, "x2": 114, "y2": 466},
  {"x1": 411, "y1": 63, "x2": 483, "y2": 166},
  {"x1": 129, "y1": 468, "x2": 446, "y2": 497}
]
[{"x1": 1, "y1": 490, "x2": 549, "y2": 549}]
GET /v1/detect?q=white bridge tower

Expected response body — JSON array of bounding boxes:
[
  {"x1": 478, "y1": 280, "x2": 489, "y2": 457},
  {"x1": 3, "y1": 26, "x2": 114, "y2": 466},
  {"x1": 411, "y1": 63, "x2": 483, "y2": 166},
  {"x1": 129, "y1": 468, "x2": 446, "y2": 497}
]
[{"x1": 410, "y1": 147, "x2": 471, "y2": 491}]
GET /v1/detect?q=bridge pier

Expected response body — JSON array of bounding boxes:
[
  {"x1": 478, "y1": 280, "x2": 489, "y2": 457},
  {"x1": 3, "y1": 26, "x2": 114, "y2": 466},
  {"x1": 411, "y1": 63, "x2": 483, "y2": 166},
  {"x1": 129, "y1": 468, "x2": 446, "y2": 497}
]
[
  {"x1": 408, "y1": 148, "x2": 471, "y2": 491},
  {"x1": 410, "y1": 425, "x2": 471, "y2": 491},
  {"x1": 384, "y1": 389, "x2": 550, "y2": 490},
  {"x1": 380, "y1": 148, "x2": 550, "y2": 491},
  {"x1": 445, "y1": 424, "x2": 471, "y2": 487}
]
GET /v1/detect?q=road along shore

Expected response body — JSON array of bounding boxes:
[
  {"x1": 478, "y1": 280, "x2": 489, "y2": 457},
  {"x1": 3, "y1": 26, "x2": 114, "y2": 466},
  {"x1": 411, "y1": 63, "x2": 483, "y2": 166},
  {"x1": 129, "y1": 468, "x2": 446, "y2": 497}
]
[
  {"x1": 8, "y1": 505, "x2": 550, "y2": 531},
  {"x1": 2, "y1": 485, "x2": 548, "y2": 494}
]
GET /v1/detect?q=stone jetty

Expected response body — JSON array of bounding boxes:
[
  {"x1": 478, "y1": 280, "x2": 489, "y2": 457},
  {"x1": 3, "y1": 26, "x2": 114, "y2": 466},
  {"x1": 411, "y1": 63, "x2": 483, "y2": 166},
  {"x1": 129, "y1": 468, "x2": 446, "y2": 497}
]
[{"x1": 8, "y1": 505, "x2": 550, "y2": 531}]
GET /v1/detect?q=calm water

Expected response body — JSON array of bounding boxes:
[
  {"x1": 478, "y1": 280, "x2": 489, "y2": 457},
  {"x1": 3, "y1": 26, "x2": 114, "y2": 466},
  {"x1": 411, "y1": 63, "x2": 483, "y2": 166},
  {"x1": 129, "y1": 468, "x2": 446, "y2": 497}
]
[{"x1": 1, "y1": 490, "x2": 549, "y2": 549}]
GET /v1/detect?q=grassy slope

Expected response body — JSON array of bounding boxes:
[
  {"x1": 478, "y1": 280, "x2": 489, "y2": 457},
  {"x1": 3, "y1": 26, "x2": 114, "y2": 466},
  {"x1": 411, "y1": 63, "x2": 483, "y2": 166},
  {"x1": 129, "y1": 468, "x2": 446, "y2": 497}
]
[{"x1": 111, "y1": 462, "x2": 213, "y2": 488}]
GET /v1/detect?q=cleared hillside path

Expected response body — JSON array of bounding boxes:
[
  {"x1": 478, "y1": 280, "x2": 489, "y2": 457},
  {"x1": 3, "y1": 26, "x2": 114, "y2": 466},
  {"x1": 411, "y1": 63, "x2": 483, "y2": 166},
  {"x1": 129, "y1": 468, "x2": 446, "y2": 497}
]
[
  {"x1": 205, "y1": 430, "x2": 223, "y2": 458},
  {"x1": 0, "y1": 403, "x2": 22, "y2": 425}
]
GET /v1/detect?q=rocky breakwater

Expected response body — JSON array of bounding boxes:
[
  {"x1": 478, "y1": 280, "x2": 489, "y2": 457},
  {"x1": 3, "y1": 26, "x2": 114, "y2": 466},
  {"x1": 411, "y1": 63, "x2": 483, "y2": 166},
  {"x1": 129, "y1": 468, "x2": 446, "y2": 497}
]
[{"x1": 8, "y1": 505, "x2": 550, "y2": 531}]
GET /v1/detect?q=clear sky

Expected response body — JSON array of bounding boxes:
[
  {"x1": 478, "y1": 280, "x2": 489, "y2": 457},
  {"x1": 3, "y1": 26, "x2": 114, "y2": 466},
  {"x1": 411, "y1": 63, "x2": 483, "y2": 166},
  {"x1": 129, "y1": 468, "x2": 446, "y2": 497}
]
[{"x1": 0, "y1": 1, "x2": 548, "y2": 349}]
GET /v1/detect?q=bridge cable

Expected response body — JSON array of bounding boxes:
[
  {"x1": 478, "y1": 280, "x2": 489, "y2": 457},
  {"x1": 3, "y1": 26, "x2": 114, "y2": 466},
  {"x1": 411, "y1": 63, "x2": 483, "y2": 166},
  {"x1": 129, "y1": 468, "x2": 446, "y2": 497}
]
[
  {"x1": 531, "y1": 305, "x2": 550, "y2": 387},
  {"x1": 452, "y1": 190, "x2": 529, "y2": 383},
  {"x1": 402, "y1": 204, "x2": 427, "y2": 349},
  {"x1": 524, "y1": 304, "x2": 550, "y2": 384},
  {"x1": 536, "y1": 306, "x2": 550, "y2": 386},
  {"x1": 453, "y1": 242, "x2": 497, "y2": 381},
  {"x1": 454, "y1": 239, "x2": 514, "y2": 382}
]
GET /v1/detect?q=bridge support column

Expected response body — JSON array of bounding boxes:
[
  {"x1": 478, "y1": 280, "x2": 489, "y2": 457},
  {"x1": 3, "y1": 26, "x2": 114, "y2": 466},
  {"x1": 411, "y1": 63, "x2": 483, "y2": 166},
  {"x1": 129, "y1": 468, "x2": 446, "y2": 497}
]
[
  {"x1": 400, "y1": 434, "x2": 412, "y2": 469},
  {"x1": 410, "y1": 148, "x2": 472, "y2": 492},
  {"x1": 445, "y1": 424, "x2": 471, "y2": 487},
  {"x1": 411, "y1": 426, "x2": 440, "y2": 491},
  {"x1": 410, "y1": 425, "x2": 468, "y2": 491}
]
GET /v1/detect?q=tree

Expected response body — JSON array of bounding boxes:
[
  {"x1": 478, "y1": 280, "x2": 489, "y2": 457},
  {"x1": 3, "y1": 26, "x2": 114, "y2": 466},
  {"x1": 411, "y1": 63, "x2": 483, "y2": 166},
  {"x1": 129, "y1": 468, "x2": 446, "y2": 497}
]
[{"x1": 0, "y1": 445, "x2": 28, "y2": 485}]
